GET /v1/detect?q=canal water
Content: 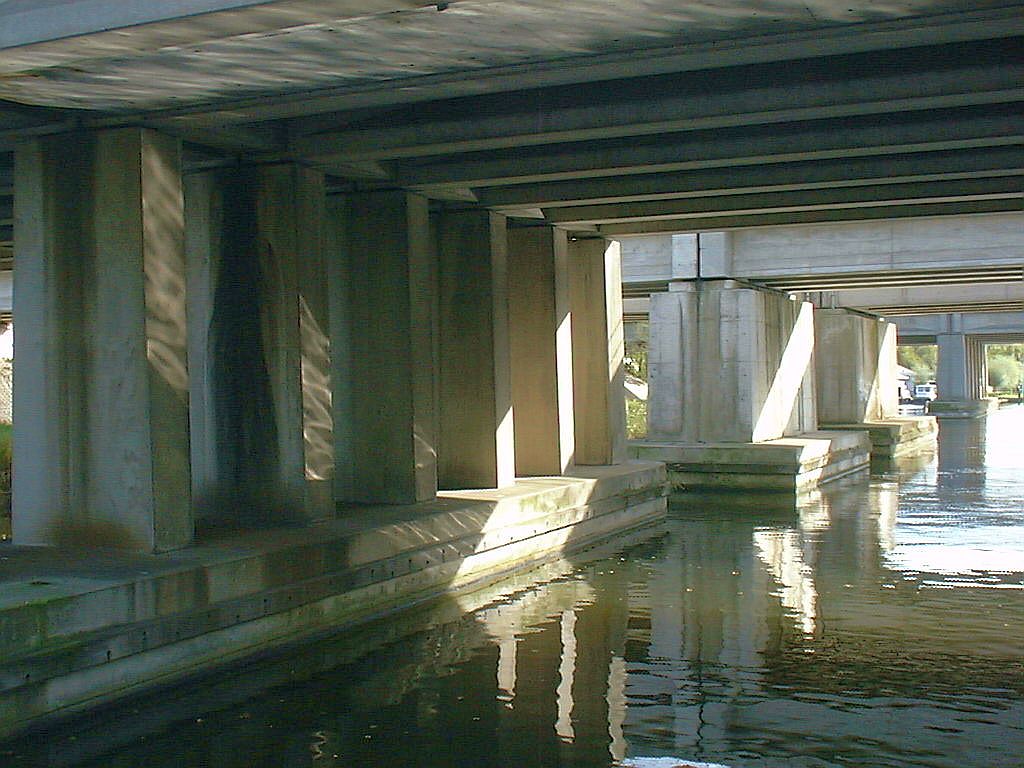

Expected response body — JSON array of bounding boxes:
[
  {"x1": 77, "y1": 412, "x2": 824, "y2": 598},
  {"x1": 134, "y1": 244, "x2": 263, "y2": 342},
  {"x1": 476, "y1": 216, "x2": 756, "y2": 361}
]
[{"x1": 4, "y1": 407, "x2": 1023, "y2": 767}]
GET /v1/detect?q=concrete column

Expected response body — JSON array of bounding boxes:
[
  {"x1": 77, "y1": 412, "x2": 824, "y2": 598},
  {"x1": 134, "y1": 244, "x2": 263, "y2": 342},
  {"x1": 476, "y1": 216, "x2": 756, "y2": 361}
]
[
  {"x1": 437, "y1": 209, "x2": 515, "y2": 489},
  {"x1": 648, "y1": 281, "x2": 817, "y2": 443},
  {"x1": 507, "y1": 226, "x2": 575, "y2": 476},
  {"x1": 13, "y1": 129, "x2": 191, "y2": 551},
  {"x1": 815, "y1": 309, "x2": 898, "y2": 424},
  {"x1": 187, "y1": 164, "x2": 327, "y2": 527},
  {"x1": 342, "y1": 191, "x2": 437, "y2": 503},
  {"x1": 936, "y1": 332, "x2": 970, "y2": 400},
  {"x1": 184, "y1": 172, "x2": 220, "y2": 525},
  {"x1": 568, "y1": 238, "x2": 627, "y2": 465}
]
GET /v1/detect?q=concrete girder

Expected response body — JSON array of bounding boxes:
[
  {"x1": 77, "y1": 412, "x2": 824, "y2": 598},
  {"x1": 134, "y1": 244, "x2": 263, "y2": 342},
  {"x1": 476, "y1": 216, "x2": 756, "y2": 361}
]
[
  {"x1": 291, "y1": 49, "x2": 1024, "y2": 163},
  {"x1": 894, "y1": 311, "x2": 1024, "y2": 339},
  {"x1": 597, "y1": 200, "x2": 1023, "y2": 236},
  {"x1": 540, "y1": 177, "x2": 1024, "y2": 227},
  {"x1": 4, "y1": 6, "x2": 1019, "y2": 126},
  {"x1": 818, "y1": 283, "x2": 1024, "y2": 316},
  {"x1": 476, "y1": 147, "x2": 1024, "y2": 210},
  {"x1": 395, "y1": 107, "x2": 1024, "y2": 190}
]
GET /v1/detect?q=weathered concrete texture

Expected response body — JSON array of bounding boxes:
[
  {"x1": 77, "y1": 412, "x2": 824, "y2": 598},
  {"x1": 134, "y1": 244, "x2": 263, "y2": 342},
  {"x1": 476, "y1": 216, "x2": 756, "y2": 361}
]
[
  {"x1": 633, "y1": 431, "x2": 869, "y2": 492},
  {"x1": 438, "y1": 210, "x2": 515, "y2": 489},
  {"x1": 185, "y1": 164, "x2": 327, "y2": 528},
  {"x1": 342, "y1": 191, "x2": 437, "y2": 504},
  {"x1": 823, "y1": 417, "x2": 937, "y2": 458},
  {"x1": 0, "y1": 463, "x2": 666, "y2": 740},
  {"x1": 812, "y1": 309, "x2": 935, "y2": 457},
  {"x1": 815, "y1": 309, "x2": 897, "y2": 424},
  {"x1": 568, "y1": 238, "x2": 628, "y2": 465},
  {"x1": 13, "y1": 128, "x2": 192, "y2": 552},
  {"x1": 507, "y1": 226, "x2": 574, "y2": 475},
  {"x1": 648, "y1": 281, "x2": 816, "y2": 443},
  {"x1": 928, "y1": 398, "x2": 1000, "y2": 419}
]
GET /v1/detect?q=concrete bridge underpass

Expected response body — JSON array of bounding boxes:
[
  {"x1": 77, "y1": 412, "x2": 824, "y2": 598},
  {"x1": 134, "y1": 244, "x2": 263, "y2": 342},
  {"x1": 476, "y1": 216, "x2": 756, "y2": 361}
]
[{"x1": 0, "y1": 0, "x2": 1022, "y2": 737}]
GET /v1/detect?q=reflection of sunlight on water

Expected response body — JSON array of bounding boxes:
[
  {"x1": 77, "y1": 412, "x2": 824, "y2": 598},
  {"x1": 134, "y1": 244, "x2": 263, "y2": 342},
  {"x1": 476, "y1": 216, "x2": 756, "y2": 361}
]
[
  {"x1": 875, "y1": 481, "x2": 899, "y2": 553},
  {"x1": 753, "y1": 529, "x2": 817, "y2": 634},
  {"x1": 883, "y1": 405, "x2": 1024, "y2": 583},
  {"x1": 619, "y1": 758, "x2": 731, "y2": 767},
  {"x1": 885, "y1": 535, "x2": 1024, "y2": 580}
]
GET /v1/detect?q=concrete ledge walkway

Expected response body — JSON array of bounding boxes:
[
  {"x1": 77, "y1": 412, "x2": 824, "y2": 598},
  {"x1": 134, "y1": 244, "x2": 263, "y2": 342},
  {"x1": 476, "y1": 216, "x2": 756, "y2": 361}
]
[
  {"x1": 928, "y1": 398, "x2": 1000, "y2": 418},
  {"x1": 631, "y1": 430, "x2": 870, "y2": 492},
  {"x1": 0, "y1": 462, "x2": 667, "y2": 739},
  {"x1": 819, "y1": 416, "x2": 937, "y2": 459}
]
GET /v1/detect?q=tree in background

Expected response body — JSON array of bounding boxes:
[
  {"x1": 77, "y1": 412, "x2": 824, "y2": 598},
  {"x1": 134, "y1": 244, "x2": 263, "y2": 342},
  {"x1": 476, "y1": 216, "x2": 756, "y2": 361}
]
[
  {"x1": 986, "y1": 343, "x2": 1024, "y2": 393},
  {"x1": 898, "y1": 344, "x2": 937, "y2": 384}
]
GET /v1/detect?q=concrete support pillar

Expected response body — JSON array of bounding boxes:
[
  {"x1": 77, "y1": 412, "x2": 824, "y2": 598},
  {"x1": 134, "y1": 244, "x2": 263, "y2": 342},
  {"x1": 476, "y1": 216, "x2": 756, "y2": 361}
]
[
  {"x1": 437, "y1": 209, "x2": 514, "y2": 489},
  {"x1": 930, "y1": 328, "x2": 995, "y2": 417},
  {"x1": 187, "y1": 164, "x2": 328, "y2": 527},
  {"x1": 815, "y1": 309, "x2": 898, "y2": 423},
  {"x1": 936, "y1": 332, "x2": 970, "y2": 400},
  {"x1": 13, "y1": 129, "x2": 192, "y2": 551},
  {"x1": 341, "y1": 191, "x2": 437, "y2": 503},
  {"x1": 568, "y1": 238, "x2": 628, "y2": 465},
  {"x1": 507, "y1": 226, "x2": 575, "y2": 475},
  {"x1": 648, "y1": 281, "x2": 817, "y2": 443}
]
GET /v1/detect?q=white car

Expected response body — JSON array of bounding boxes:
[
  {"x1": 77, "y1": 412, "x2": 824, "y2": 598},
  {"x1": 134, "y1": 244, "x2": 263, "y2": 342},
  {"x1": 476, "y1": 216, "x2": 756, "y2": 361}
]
[{"x1": 914, "y1": 383, "x2": 938, "y2": 401}]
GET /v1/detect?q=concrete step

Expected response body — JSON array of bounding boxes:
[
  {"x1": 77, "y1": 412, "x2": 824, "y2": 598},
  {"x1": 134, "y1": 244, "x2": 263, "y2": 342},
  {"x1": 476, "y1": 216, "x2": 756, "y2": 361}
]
[
  {"x1": 631, "y1": 430, "x2": 871, "y2": 492},
  {"x1": 0, "y1": 462, "x2": 667, "y2": 739}
]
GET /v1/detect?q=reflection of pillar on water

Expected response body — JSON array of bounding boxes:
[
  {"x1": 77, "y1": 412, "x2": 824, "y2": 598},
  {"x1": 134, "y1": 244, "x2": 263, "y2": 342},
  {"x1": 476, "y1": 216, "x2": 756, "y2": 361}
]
[
  {"x1": 556, "y1": 609, "x2": 577, "y2": 742},
  {"x1": 937, "y1": 417, "x2": 987, "y2": 490},
  {"x1": 563, "y1": 566, "x2": 630, "y2": 766},
  {"x1": 607, "y1": 653, "x2": 629, "y2": 764},
  {"x1": 629, "y1": 514, "x2": 778, "y2": 757},
  {"x1": 497, "y1": 630, "x2": 517, "y2": 707},
  {"x1": 753, "y1": 529, "x2": 818, "y2": 635}
]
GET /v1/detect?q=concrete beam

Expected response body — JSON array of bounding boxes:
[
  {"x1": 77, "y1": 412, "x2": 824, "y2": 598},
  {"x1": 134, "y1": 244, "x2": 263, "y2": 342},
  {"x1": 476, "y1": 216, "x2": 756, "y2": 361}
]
[
  {"x1": 542, "y1": 176, "x2": 1023, "y2": 226},
  {"x1": 398, "y1": 108, "x2": 1023, "y2": 190},
  {"x1": 611, "y1": 213, "x2": 1024, "y2": 279},
  {"x1": 598, "y1": 199, "x2": 1023, "y2": 236},
  {"x1": 129, "y1": 8, "x2": 1024, "y2": 127},
  {"x1": 292, "y1": 52, "x2": 1024, "y2": 162},
  {"x1": 894, "y1": 311, "x2": 1024, "y2": 338},
  {"x1": 477, "y1": 147, "x2": 1024, "y2": 210},
  {"x1": 816, "y1": 283, "x2": 1024, "y2": 316}
]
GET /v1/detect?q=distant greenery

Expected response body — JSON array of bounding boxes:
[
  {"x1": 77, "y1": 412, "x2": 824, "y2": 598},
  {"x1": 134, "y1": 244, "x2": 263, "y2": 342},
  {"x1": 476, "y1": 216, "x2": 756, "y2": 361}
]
[
  {"x1": 898, "y1": 344, "x2": 937, "y2": 384},
  {"x1": 626, "y1": 399, "x2": 647, "y2": 440},
  {"x1": 900, "y1": 343, "x2": 1023, "y2": 394},
  {"x1": 624, "y1": 322, "x2": 649, "y2": 439},
  {"x1": 987, "y1": 344, "x2": 1024, "y2": 393},
  {"x1": 624, "y1": 321, "x2": 648, "y2": 380}
]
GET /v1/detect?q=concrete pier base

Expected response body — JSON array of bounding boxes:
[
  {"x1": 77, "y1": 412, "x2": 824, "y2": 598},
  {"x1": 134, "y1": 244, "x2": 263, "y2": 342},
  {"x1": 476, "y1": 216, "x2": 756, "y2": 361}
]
[
  {"x1": 820, "y1": 416, "x2": 938, "y2": 458},
  {"x1": 928, "y1": 398, "x2": 1000, "y2": 418},
  {"x1": 632, "y1": 430, "x2": 870, "y2": 492},
  {"x1": 0, "y1": 462, "x2": 666, "y2": 740}
]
